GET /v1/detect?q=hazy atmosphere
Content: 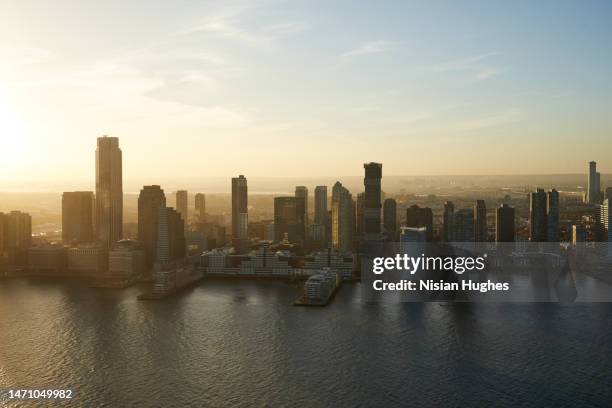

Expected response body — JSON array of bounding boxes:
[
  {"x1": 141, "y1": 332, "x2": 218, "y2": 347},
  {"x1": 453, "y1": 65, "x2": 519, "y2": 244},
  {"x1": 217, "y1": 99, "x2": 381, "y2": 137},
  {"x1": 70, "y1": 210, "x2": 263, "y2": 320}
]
[{"x1": 1, "y1": 0, "x2": 611, "y2": 190}]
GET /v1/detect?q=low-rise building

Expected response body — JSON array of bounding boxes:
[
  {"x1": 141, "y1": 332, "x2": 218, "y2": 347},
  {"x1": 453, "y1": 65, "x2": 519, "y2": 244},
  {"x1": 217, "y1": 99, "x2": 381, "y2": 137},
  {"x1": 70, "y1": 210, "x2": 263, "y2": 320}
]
[
  {"x1": 109, "y1": 240, "x2": 145, "y2": 280},
  {"x1": 28, "y1": 245, "x2": 67, "y2": 275},
  {"x1": 67, "y1": 244, "x2": 108, "y2": 276}
]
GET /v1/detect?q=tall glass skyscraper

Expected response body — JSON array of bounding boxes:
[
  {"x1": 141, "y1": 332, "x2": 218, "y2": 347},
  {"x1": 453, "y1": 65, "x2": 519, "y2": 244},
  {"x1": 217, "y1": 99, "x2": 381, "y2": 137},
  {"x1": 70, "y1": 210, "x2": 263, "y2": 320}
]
[
  {"x1": 232, "y1": 175, "x2": 248, "y2": 241},
  {"x1": 95, "y1": 136, "x2": 123, "y2": 247},
  {"x1": 138, "y1": 185, "x2": 166, "y2": 268},
  {"x1": 363, "y1": 162, "x2": 382, "y2": 241}
]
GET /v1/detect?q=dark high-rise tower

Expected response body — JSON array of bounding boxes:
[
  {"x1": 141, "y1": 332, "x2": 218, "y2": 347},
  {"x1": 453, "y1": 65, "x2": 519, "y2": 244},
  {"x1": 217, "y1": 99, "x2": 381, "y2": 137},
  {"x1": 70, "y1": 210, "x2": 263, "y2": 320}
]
[
  {"x1": 274, "y1": 197, "x2": 306, "y2": 244},
  {"x1": 363, "y1": 162, "x2": 382, "y2": 240},
  {"x1": 295, "y1": 186, "x2": 308, "y2": 227},
  {"x1": 530, "y1": 188, "x2": 548, "y2": 242},
  {"x1": 156, "y1": 206, "x2": 185, "y2": 264},
  {"x1": 62, "y1": 191, "x2": 95, "y2": 245},
  {"x1": 442, "y1": 201, "x2": 454, "y2": 242},
  {"x1": 175, "y1": 190, "x2": 188, "y2": 223},
  {"x1": 587, "y1": 161, "x2": 601, "y2": 204},
  {"x1": 314, "y1": 186, "x2": 327, "y2": 225},
  {"x1": 138, "y1": 185, "x2": 166, "y2": 267},
  {"x1": 195, "y1": 193, "x2": 206, "y2": 223},
  {"x1": 356, "y1": 192, "x2": 365, "y2": 238},
  {"x1": 232, "y1": 175, "x2": 248, "y2": 241},
  {"x1": 95, "y1": 135, "x2": 123, "y2": 247},
  {"x1": 547, "y1": 189, "x2": 560, "y2": 242},
  {"x1": 383, "y1": 198, "x2": 397, "y2": 239},
  {"x1": 406, "y1": 205, "x2": 433, "y2": 241},
  {"x1": 474, "y1": 200, "x2": 487, "y2": 242},
  {"x1": 313, "y1": 186, "x2": 329, "y2": 247},
  {"x1": 496, "y1": 204, "x2": 515, "y2": 242}
]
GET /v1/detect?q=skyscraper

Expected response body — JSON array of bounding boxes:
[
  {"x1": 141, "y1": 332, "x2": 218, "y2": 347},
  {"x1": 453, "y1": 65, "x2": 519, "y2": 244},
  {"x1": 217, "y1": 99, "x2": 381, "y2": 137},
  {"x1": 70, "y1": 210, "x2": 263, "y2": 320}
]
[
  {"x1": 62, "y1": 191, "x2": 95, "y2": 245},
  {"x1": 138, "y1": 185, "x2": 166, "y2": 268},
  {"x1": 496, "y1": 204, "x2": 515, "y2": 242},
  {"x1": 156, "y1": 206, "x2": 185, "y2": 264},
  {"x1": 175, "y1": 190, "x2": 188, "y2": 223},
  {"x1": 474, "y1": 200, "x2": 487, "y2": 242},
  {"x1": 405, "y1": 205, "x2": 433, "y2": 241},
  {"x1": 530, "y1": 188, "x2": 548, "y2": 242},
  {"x1": 4, "y1": 211, "x2": 31, "y2": 264},
  {"x1": 443, "y1": 201, "x2": 454, "y2": 242},
  {"x1": 363, "y1": 162, "x2": 382, "y2": 240},
  {"x1": 195, "y1": 193, "x2": 206, "y2": 223},
  {"x1": 587, "y1": 161, "x2": 601, "y2": 204},
  {"x1": 6, "y1": 211, "x2": 32, "y2": 250},
  {"x1": 295, "y1": 186, "x2": 308, "y2": 227},
  {"x1": 331, "y1": 182, "x2": 354, "y2": 253},
  {"x1": 95, "y1": 135, "x2": 123, "y2": 247},
  {"x1": 231, "y1": 175, "x2": 248, "y2": 241},
  {"x1": 314, "y1": 186, "x2": 327, "y2": 225},
  {"x1": 274, "y1": 197, "x2": 306, "y2": 244},
  {"x1": 383, "y1": 198, "x2": 397, "y2": 239},
  {"x1": 546, "y1": 189, "x2": 560, "y2": 242},
  {"x1": 448, "y1": 209, "x2": 474, "y2": 242},
  {"x1": 355, "y1": 192, "x2": 365, "y2": 238}
]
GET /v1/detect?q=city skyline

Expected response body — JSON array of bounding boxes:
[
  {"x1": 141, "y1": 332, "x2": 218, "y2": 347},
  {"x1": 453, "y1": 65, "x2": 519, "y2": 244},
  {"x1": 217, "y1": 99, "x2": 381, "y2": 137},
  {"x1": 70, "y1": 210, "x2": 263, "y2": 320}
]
[{"x1": 1, "y1": 1, "x2": 612, "y2": 189}]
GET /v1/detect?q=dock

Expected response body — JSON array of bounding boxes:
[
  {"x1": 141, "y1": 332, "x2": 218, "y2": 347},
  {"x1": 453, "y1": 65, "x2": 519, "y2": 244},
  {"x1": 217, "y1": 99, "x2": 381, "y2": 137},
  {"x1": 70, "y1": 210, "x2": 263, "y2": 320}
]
[{"x1": 294, "y1": 281, "x2": 342, "y2": 307}]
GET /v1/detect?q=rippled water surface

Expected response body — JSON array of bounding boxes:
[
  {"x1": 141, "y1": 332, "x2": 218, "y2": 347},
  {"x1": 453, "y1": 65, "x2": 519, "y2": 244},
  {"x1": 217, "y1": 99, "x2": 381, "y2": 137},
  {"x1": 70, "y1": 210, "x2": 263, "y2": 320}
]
[{"x1": 0, "y1": 279, "x2": 611, "y2": 407}]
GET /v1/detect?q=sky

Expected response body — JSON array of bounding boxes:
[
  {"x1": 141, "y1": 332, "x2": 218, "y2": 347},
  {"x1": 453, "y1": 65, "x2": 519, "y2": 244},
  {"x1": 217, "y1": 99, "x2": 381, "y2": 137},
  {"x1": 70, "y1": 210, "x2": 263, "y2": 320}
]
[{"x1": 1, "y1": 0, "x2": 611, "y2": 189}]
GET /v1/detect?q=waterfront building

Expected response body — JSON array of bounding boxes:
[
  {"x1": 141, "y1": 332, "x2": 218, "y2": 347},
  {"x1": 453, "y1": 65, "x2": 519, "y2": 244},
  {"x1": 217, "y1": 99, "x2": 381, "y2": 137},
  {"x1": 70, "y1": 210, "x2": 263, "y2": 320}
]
[
  {"x1": 27, "y1": 245, "x2": 67, "y2": 275},
  {"x1": 62, "y1": 191, "x2": 95, "y2": 245},
  {"x1": 95, "y1": 136, "x2": 123, "y2": 247},
  {"x1": 109, "y1": 239, "x2": 146, "y2": 279},
  {"x1": 67, "y1": 244, "x2": 108, "y2": 276},
  {"x1": 156, "y1": 206, "x2": 186, "y2": 264},
  {"x1": 138, "y1": 185, "x2": 166, "y2": 268}
]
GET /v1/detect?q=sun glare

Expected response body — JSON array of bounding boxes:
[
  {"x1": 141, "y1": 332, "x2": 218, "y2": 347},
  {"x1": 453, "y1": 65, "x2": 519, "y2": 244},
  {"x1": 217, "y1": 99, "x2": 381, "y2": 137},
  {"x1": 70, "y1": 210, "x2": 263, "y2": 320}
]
[{"x1": 0, "y1": 92, "x2": 27, "y2": 166}]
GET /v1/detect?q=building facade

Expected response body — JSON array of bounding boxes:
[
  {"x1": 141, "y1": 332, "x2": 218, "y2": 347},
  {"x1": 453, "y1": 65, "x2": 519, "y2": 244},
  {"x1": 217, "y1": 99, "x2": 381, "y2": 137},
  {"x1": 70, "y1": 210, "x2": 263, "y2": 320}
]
[
  {"x1": 232, "y1": 175, "x2": 248, "y2": 241},
  {"x1": 363, "y1": 162, "x2": 382, "y2": 240},
  {"x1": 62, "y1": 191, "x2": 95, "y2": 245},
  {"x1": 95, "y1": 136, "x2": 123, "y2": 247},
  {"x1": 138, "y1": 185, "x2": 166, "y2": 268}
]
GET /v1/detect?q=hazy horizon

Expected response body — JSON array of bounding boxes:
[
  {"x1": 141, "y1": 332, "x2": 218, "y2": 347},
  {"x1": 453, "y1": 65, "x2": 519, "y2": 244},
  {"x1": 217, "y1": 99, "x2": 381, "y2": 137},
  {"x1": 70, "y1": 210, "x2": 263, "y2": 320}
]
[{"x1": 1, "y1": 173, "x2": 609, "y2": 195}]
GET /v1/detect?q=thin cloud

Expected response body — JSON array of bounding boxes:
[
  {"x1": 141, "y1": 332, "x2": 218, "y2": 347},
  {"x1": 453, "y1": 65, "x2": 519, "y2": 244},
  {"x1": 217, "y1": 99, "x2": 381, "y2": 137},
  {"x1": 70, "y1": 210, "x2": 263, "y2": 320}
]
[
  {"x1": 340, "y1": 41, "x2": 394, "y2": 60},
  {"x1": 475, "y1": 67, "x2": 506, "y2": 80},
  {"x1": 433, "y1": 52, "x2": 500, "y2": 72},
  {"x1": 177, "y1": 2, "x2": 307, "y2": 50}
]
